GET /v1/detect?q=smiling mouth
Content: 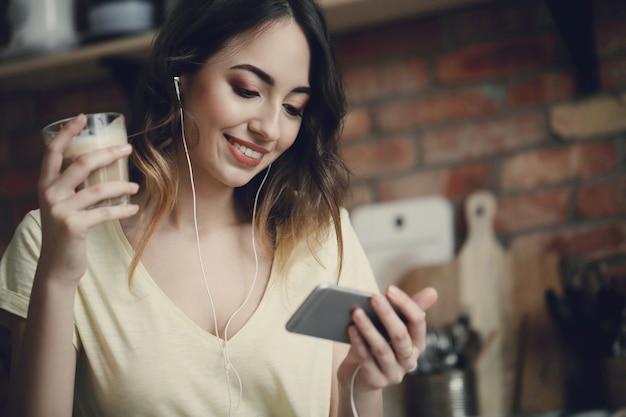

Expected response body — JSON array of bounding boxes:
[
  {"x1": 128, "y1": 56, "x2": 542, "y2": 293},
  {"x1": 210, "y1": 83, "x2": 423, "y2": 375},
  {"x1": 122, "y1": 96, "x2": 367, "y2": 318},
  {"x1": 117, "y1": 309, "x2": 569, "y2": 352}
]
[{"x1": 226, "y1": 136, "x2": 264, "y2": 159}]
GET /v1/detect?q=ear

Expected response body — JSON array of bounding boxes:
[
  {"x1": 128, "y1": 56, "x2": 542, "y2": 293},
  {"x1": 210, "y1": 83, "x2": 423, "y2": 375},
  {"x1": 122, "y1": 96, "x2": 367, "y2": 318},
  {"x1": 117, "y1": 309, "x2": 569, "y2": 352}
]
[{"x1": 179, "y1": 74, "x2": 189, "y2": 96}]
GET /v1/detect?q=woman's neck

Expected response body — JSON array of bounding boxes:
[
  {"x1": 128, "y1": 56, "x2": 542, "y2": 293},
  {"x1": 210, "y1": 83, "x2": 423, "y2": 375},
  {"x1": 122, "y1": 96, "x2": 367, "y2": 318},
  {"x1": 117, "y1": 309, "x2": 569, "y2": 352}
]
[{"x1": 168, "y1": 181, "x2": 240, "y2": 234}]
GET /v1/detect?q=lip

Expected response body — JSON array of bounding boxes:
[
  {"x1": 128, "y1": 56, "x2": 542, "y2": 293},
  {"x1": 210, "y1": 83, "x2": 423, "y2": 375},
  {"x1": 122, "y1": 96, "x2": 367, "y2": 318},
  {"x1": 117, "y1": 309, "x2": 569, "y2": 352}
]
[{"x1": 224, "y1": 134, "x2": 269, "y2": 167}]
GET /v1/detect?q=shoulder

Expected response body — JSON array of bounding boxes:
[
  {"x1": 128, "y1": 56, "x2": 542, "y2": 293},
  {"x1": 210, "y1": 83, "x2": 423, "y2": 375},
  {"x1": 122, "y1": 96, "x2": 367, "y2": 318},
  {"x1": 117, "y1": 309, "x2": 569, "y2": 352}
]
[
  {"x1": 15, "y1": 209, "x2": 42, "y2": 233},
  {"x1": 5, "y1": 209, "x2": 43, "y2": 256}
]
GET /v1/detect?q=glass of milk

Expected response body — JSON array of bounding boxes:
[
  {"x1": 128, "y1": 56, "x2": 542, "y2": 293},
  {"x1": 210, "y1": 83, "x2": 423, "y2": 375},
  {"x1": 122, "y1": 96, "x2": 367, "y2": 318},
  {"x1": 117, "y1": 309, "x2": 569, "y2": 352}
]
[{"x1": 42, "y1": 112, "x2": 130, "y2": 208}]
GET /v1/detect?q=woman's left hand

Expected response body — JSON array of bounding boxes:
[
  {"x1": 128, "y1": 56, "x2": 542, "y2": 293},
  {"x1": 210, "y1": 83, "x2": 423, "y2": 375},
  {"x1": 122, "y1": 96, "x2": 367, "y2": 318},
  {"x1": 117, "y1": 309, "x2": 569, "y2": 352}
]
[{"x1": 338, "y1": 285, "x2": 438, "y2": 391}]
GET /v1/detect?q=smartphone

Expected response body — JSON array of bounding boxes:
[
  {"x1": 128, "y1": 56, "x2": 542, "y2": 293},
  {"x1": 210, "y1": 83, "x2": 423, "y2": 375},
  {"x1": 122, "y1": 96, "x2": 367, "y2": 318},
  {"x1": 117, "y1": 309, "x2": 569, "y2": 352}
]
[{"x1": 285, "y1": 283, "x2": 406, "y2": 344}]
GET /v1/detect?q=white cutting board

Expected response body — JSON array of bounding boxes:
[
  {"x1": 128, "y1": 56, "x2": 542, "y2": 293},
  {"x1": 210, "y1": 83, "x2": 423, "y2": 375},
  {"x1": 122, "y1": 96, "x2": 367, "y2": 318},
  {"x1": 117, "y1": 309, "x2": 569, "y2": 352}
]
[{"x1": 351, "y1": 196, "x2": 454, "y2": 290}]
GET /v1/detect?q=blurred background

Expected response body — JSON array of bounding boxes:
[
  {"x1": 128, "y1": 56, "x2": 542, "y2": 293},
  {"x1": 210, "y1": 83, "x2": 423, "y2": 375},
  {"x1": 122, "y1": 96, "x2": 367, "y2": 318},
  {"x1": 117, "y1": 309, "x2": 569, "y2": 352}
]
[{"x1": 0, "y1": 0, "x2": 624, "y2": 416}]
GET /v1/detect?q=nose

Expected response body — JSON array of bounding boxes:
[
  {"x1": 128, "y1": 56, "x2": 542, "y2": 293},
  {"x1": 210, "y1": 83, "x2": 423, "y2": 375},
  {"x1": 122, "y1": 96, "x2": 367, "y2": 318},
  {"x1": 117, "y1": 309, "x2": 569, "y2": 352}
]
[{"x1": 249, "y1": 104, "x2": 281, "y2": 142}]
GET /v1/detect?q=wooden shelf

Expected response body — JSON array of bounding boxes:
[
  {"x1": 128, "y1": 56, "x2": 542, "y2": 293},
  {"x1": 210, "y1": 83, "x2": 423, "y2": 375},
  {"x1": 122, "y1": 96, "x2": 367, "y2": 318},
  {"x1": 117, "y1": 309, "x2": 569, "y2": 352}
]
[
  {"x1": 0, "y1": 0, "x2": 503, "y2": 94},
  {"x1": 0, "y1": 31, "x2": 155, "y2": 93}
]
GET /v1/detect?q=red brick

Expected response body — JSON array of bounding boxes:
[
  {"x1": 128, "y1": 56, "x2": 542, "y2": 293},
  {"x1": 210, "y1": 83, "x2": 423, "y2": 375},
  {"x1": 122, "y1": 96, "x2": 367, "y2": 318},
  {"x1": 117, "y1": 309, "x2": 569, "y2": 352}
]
[
  {"x1": 343, "y1": 67, "x2": 379, "y2": 104},
  {"x1": 40, "y1": 89, "x2": 91, "y2": 125},
  {"x1": 11, "y1": 198, "x2": 39, "y2": 229},
  {"x1": 423, "y1": 113, "x2": 548, "y2": 164},
  {"x1": 601, "y1": 56, "x2": 626, "y2": 90},
  {"x1": 495, "y1": 188, "x2": 570, "y2": 233},
  {"x1": 40, "y1": 82, "x2": 127, "y2": 125},
  {"x1": 341, "y1": 136, "x2": 417, "y2": 177},
  {"x1": 448, "y1": 1, "x2": 553, "y2": 45},
  {"x1": 510, "y1": 221, "x2": 626, "y2": 260},
  {"x1": 595, "y1": 16, "x2": 626, "y2": 56},
  {"x1": 377, "y1": 59, "x2": 431, "y2": 98},
  {"x1": 0, "y1": 222, "x2": 10, "y2": 249},
  {"x1": 346, "y1": 183, "x2": 374, "y2": 209},
  {"x1": 0, "y1": 168, "x2": 40, "y2": 197},
  {"x1": 501, "y1": 141, "x2": 620, "y2": 191},
  {"x1": 0, "y1": 98, "x2": 36, "y2": 131},
  {"x1": 343, "y1": 58, "x2": 430, "y2": 103},
  {"x1": 13, "y1": 130, "x2": 45, "y2": 161},
  {"x1": 85, "y1": 83, "x2": 128, "y2": 114},
  {"x1": 373, "y1": 86, "x2": 503, "y2": 133},
  {"x1": 376, "y1": 163, "x2": 492, "y2": 202},
  {"x1": 335, "y1": 17, "x2": 441, "y2": 66},
  {"x1": 0, "y1": 134, "x2": 8, "y2": 166},
  {"x1": 341, "y1": 108, "x2": 372, "y2": 142},
  {"x1": 576, "y1": 177, "x2": 626, "y2": 219},
  {"x1": 592, "y1": 0, "x2": 626, "y2": 19},
  {"x1": 435, "y1": 36, "x2": 556, "y2": 84},
  {"x1": 443, "y1": 164, "x2": 493, "y2": 201},
  {"x1": 507, "y1": 72, "x2": 576, "y2": 109}
]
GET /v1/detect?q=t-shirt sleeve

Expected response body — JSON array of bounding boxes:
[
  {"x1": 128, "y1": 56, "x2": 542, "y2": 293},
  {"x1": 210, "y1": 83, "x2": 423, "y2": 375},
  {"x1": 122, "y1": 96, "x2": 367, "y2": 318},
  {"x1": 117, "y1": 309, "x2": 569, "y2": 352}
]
[
  {"x1": 337, "y1": 208, "x2": 380, "y2": 294},
  {"x1": 0, "y1": 210, "x2": 42, "y2": 328}
]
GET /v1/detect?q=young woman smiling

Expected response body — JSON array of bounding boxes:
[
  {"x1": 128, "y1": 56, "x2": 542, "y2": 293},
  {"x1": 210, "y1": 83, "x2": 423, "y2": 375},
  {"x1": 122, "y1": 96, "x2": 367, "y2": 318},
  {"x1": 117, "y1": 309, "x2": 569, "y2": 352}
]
[{"x1": 0, "y1": 1, "x2": 437, "y2": 416}]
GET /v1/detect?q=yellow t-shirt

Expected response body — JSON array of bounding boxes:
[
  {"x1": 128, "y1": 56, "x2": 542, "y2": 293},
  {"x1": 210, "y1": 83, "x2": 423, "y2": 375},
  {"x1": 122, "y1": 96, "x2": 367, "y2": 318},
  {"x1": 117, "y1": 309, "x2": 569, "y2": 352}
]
[{"x1": 0, "y1": 209, "x2": 379, "y2": 417}]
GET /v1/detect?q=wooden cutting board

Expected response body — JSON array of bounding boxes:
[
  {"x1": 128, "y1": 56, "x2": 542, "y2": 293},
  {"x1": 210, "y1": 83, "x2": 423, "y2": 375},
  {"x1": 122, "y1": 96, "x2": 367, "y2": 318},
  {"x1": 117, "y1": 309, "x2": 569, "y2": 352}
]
[
  {"x1": 458, "y1": 191, "x2": 513, "y2": 416},
  {"x1": 400, "y1": 190, "x2": 566, "y2": 415}
]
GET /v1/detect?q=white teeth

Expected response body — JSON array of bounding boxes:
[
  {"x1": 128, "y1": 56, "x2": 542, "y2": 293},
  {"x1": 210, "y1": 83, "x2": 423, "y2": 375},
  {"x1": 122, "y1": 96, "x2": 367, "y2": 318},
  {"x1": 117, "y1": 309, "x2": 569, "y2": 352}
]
[{"x1": 230, "y1": 139, "x2": 262, "y2": 159}]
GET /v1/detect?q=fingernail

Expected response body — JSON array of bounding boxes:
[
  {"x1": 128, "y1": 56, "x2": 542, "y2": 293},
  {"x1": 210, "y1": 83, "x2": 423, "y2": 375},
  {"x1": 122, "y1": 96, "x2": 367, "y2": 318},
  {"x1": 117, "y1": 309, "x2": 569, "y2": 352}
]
[
  {"x1": 353, "y1": 308, "x2": 366, "y2": 324},
  {"x1": 387, "y1": 285, "x2": 401, "y2": 298},
  {"x1": 348, "y1": 326, "x2": 358, "y2": 338},
  {"x1": 119, "y1": 144, "x2": 132, "y2": 153},
  {"x1": 130, "y1": 183, "x2": 140, "y2": 192},
  {"x1": 371, "y1": 293, "x2": 385, "y2": 307}
]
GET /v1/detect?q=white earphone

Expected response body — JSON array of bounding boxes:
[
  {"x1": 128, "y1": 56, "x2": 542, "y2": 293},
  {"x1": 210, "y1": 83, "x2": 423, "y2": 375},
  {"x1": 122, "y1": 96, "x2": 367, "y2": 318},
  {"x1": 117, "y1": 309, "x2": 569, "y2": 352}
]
[{"x1": 174, "y1": 76, "x2": 181, "y2": 102}]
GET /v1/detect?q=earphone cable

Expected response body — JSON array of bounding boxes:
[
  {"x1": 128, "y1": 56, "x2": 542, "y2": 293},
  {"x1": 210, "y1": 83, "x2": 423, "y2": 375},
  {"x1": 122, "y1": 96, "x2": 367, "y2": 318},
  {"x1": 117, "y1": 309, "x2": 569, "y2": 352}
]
[
  {"x1": 350, "y1": 365, "x2": 361, "y2": 417},
  {"x1": 179, "y1": 103, "x2": 239, "y2": 416},
  {"x1": 222, "y1": 164, "x2": 271, "y2": 413},
  {"x1": 178, "y1": 98, "x2": 271, "y2": 416}
]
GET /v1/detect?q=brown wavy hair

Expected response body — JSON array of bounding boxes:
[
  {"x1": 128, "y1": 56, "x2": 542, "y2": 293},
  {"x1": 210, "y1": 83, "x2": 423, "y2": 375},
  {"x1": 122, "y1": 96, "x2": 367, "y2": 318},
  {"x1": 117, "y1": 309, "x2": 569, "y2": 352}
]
[{"x1": 127, "y1": 0, "x2": 349, "y2": 280}]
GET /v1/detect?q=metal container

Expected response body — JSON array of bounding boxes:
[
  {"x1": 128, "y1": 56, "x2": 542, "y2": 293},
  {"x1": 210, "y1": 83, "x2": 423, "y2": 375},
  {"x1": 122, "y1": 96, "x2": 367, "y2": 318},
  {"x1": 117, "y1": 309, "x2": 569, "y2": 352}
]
[
  {"x1": 405, "y1": 369, "x2": 478, "y2": 417},
  {"x1": 1, "y1": 0, "x2": 79, "y2": 58}
]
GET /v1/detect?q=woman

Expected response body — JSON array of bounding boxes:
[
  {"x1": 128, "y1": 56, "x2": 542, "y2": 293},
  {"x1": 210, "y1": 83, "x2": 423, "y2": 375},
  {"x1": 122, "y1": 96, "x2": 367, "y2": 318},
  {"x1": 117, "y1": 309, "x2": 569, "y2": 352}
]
[{"x1": 0, "y1": 0, "x2": 437, "y2": 416}]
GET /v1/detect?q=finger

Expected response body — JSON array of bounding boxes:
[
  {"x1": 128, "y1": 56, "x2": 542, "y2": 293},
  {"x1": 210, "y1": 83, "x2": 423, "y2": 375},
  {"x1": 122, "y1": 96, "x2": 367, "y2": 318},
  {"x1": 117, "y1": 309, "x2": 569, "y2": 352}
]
[
  {"x1": 351, "y1": 307, "x2": 398, "y2": 370},
  {"x1": 378, "y1": 285, "x2": 426, "y2": 365},
  {"x1": 347, "y1": 326, "x2": 372, "y2": 365},
  {"x1": 51, "y1": 194, "x2": 140, "y2": 232},
  {"x1": 70, "y1": 181, "x2": 140, "y2": 212},
  {"x1": 54, "y1": 144, "x2": 133, "y2": 193},
  {"x1": 347, "y1": 325, "x2": 383, "y2": 379},
  {"x1": 412, "y1": 287, "x2": 439, "y2": 312},
  {"x1": 40, "y1": 114, "x2": 87, "y2": 188}
]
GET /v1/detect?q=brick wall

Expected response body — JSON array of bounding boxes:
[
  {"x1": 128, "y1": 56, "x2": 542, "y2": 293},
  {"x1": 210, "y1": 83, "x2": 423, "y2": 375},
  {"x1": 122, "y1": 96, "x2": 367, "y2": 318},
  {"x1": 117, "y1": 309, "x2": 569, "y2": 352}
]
[
  {"x1": 335, "y1": 0, "x2": 626, "y2": 260},
  {"x1": 0, "y1": 0, "x2": 624, "y2": 413},
  {"x1": 0, "y1": 0, "x2": 624, "y2": 258}
]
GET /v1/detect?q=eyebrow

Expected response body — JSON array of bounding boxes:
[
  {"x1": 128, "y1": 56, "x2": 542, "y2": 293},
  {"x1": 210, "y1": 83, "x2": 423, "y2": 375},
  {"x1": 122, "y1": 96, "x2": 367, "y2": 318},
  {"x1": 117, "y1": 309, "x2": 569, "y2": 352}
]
[{"x1": 230, "y1": 64, "x2": 311, "y2": 95}]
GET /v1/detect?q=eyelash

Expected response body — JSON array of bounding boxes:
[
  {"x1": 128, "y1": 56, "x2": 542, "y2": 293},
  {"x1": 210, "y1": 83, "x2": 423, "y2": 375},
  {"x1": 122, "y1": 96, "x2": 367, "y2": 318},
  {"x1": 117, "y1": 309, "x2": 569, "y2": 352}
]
[
  {"x1": 232, "y1": 86, "x2": 303, "y2": 118},
  {"x1": 284, "y1": 105, "x2": 303, "y2": 118},
  {"x1": 233, "y1": 86, "x2": 258, "y2": 99}
]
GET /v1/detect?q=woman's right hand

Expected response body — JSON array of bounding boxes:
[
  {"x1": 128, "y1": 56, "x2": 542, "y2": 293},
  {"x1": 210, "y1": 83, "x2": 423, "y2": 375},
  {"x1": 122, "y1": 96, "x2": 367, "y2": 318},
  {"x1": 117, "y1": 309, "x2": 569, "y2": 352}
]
[{"x1": 36, "y1": 113, "x2": 139, "y2": 286}]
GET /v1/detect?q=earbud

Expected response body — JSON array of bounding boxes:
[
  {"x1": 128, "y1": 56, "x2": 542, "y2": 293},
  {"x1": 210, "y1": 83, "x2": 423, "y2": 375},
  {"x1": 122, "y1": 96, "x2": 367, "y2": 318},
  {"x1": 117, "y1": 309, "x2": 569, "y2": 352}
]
[{"x1": 174, "y1": 76, "x2": 181, "y2": 102}]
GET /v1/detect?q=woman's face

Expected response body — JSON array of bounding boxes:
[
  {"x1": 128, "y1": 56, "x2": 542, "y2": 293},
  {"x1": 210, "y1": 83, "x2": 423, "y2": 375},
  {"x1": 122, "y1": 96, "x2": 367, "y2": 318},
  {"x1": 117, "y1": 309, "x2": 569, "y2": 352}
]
[{"x1": 180, "y1": 19, "x2": 311, "y2": 189}]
